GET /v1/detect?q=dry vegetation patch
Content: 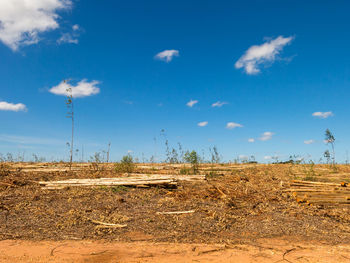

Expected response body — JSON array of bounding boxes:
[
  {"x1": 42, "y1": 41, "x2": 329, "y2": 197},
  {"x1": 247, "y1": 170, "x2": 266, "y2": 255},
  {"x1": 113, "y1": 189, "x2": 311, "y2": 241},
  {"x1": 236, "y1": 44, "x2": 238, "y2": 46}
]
[{"x1": 1, "y1": 163, "x2": 350, "y2": 244}]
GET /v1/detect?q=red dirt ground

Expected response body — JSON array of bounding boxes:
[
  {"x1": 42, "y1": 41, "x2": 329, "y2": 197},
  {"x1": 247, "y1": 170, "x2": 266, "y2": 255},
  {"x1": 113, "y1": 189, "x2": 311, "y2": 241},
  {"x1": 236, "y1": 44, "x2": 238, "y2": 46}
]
[{"x1": 1, "y1": 239, "x2": 350, "y2": 263}]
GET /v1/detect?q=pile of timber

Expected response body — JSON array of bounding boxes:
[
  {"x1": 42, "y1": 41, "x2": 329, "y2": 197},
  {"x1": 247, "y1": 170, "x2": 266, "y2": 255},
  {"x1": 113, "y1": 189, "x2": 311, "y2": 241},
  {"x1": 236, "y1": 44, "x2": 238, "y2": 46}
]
[
  {"x1": 284, "y1": 180, "x2": 350, "y2": 206},
  {"x1": 39, "y1": 174, "x2": 206, "y2": 190}
]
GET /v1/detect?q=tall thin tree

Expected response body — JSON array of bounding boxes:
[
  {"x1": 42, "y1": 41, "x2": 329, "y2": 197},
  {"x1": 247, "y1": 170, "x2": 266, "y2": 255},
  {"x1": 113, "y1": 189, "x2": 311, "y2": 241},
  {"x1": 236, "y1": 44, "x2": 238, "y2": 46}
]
[
  {"x1": 325, "y1": 128, "x2": 335, "y2": 166},
  {"x1": 66, "y1": 86, "x2": 74, "y2": 169},
  {"x1": 106, "y1": 142, "x2": 111, "y2": 163}
]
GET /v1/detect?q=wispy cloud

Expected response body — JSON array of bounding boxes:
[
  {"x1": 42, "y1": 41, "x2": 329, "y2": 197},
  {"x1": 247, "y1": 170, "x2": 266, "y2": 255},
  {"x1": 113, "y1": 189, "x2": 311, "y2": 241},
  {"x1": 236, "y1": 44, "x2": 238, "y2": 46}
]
[
  {"x1": 0, "y1": 0, "x2": 72, "y2": 51},
  {"x1": 57, "y1": 33, "x2": 78, "y2": 44},
  {"x1": 0, "y1": 101, "x2": 27, "y2": 112},
  {"x1": 239, "y1": 155, "x2": 248, "y2": 161},
  {"x1": 304, "y1": 139, "x2": 315, "y2": 145},
  {"x1": 72, "y1": 24, "x2": 79, "y2": 31},
  {"x1": 226, "y1": 122, "x2": 243, "y2": 129},
  {"x1": 264, "y1": 155, "x2": 272, "y2": 160},
  {"x1": 259, "y1": 131, "x2": 274, "y2": 141},
  {"x1": 186, "y1": 100, "x2": 198, "y2": 107},
  {"x1": 312, "y1": 111, "x2": 333, "y2": 119},
  {"x1": 49, "y1": 79, "x2": 100, "y2": 98},
  {"x1": 0, "y1": 134, "x2": 63, "y2": 145},
  {"x1": 248, "y1": 138, "x2": 255, "y2": 143},
  {"x1": 154, "y1": 50, "x2": 179, "y2": 62},
  {"x1": 212, "y1": 101, "x2": 228, "y2": 108},
  {"x1": 198, "y1": 121, "x2": 208, "y2": 127},
  {"x1": 235, "y1": 36, "x2": 294, "y2": 74},
  {"x1": 57, "y1": 24, "x2": 81, "y2": 44}
]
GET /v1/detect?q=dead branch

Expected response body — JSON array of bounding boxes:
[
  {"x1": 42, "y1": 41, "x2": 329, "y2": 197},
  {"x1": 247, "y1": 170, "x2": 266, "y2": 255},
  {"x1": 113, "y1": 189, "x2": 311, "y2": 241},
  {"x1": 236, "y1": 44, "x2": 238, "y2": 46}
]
[{"x1": 156, "y1": 210, "x2": 195, "y2": 215}]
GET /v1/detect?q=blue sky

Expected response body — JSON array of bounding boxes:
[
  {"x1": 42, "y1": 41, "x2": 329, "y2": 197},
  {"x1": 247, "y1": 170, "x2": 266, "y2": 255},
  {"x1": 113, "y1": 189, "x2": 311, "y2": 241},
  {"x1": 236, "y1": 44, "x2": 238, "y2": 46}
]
[{"x1": 1, "y1": 0, "x2": 350, "y2": 163}]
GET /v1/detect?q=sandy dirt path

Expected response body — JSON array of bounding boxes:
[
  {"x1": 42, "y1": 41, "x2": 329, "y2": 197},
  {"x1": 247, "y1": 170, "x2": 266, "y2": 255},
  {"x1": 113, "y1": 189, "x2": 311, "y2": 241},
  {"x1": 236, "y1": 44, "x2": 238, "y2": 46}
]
[{"x1": 1, "y1": 239, "x2": 350, "y2": 263}]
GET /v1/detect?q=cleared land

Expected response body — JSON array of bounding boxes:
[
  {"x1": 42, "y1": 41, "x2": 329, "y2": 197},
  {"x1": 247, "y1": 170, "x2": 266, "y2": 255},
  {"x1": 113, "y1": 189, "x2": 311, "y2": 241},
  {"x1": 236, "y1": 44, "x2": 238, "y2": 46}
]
[{"x1": 1, "y1": 162, "x2": 350, "y2": 262}]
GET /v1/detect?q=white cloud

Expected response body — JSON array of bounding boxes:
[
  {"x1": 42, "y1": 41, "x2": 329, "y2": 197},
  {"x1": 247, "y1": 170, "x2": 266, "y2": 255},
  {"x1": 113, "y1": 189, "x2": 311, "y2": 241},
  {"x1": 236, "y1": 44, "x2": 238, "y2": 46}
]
[
  {"x1": 127, "y1": 150, "x2": 133, "y2": 153},
  {"x1": 259, "y1": 131, "x2": 274, "y2": 141},
  {"x1": 57, "y1": 33, "x2": 78, "y2": 44},
  {"x1": 235, "y1": 36, "x2": 293, "y2": 74},
  {"x1": 248, "y1": 138, "x2": 255, "y2": 143},
  {"x1": 264, "y1": 155, "x2": 272, "y2": 160},
  {"x1": 0, "y1": 101, "x2": 27, "y2": 112},
  {"x1": 155, "y1": 50, "x2": 179, "y2": 62},
  {"x1": 312, "y1": 111, "x2": 333, "y2": 119},
  {"x1": 239, "y1": 155, "x2": 248, "y2": 160},
  {"x1": 212, "y1": 101, "x2": 228, "y2": 107},
  {"x1": 304, "y1": 139, "x2": 315, "y2": 145},
  {"x1": 0, "y1": 0, "x2": 72, "y2": 51},
  {"x1": 49, "y1": 79, "x2": 100, "y2": 98},
  {"x1": 198, "y1": 121, "x2": 208, "y2": 127},
  {"x1": 57, "y1": 24, "x2": 80, "y2": 44},
  {"x1": 226, "y1": 122, "x2": 243, "y2": 129},
  {"x1": 72, "y1": 24, "x2": 79, "y2": 31},
  {"x1": 186, "y1": 100, "x2": 198, "y2": 107}
]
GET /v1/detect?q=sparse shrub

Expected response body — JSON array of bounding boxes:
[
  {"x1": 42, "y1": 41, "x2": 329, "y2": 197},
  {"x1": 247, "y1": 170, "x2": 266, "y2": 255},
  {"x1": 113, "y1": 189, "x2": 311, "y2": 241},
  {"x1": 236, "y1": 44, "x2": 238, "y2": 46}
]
[
  {"x1": 304, "y1": 160, "x2": 317, "y2": 181},
  {"x1": 324, "y1": 150, "x2": 331, "y2": 164},
  {"x1": 111, "y1": 186, "x2": 128, "y2": 193},
  {"x1": 183, "y1": 150, "x2": 199, "y2": 174},
  {"x1": 89, "y1": 152, "x2": 104, "y2": 171},
  {"x1": 6, "y1": 153, "x2": 13, "y2": 162},
  {"x1": 115, "y1": 154, "x2": 135, "y2": 173},
  {"x1": 0, "y1": 163, "x2": 10, "y2": 177},
  {"x1": 32, "y1": 154, "x2": 46, "y2": 163},
  {"x1": 205, "y1": 170, "x2": 223, "y2": 179},
  {"x1": 209, "y1": 146, "x2": 221, "y2": 164},
  {"x1": 179, "y1": 167, "x2": 191, "y2": 175}
]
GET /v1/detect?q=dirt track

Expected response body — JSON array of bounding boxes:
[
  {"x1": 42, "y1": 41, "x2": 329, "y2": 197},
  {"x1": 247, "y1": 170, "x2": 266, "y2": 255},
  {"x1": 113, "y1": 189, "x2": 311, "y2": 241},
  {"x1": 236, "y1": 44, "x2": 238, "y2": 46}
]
[{"x1": 1, "y1": 239, "x2": 350, "y2": 263}]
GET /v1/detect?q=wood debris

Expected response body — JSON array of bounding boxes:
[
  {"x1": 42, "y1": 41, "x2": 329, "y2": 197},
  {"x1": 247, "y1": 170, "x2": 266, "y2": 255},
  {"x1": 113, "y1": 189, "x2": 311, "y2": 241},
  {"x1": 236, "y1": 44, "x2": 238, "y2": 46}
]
[
  {"x1": 284, "y1": 180, "x2": 350, "y2": 206},
  {"x1": 39, "y1": 174, "x2": 206, "y2": 189},
  {"x1": 156, "y1": 210, "x2": 195, "y2": 215}
]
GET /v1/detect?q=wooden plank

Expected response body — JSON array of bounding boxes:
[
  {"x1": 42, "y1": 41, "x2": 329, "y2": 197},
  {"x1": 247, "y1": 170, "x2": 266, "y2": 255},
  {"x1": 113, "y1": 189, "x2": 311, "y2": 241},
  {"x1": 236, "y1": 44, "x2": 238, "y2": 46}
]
[{"x1": 291, "y1": 180, "x2": 343, "y2": 186}]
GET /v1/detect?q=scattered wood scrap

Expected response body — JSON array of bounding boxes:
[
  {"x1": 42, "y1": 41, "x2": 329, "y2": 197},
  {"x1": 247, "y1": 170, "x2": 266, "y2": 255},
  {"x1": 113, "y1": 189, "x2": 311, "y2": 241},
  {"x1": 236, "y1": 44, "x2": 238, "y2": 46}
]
[
  {"x1": 156, "y1": 210, "x2": 195, "y2": 215},
  {"x1": 284, "y1": 180, "x2": 350, "y2": 206},
  {"x1": 39, "y1": 174, "x2": 206, "y2": 190},
  {"x1": 0, "y1": 181, "x2": 16, "y2": 187},
  {"x1": 86, "y1": 217, "x2": 127, "y2": 228}
]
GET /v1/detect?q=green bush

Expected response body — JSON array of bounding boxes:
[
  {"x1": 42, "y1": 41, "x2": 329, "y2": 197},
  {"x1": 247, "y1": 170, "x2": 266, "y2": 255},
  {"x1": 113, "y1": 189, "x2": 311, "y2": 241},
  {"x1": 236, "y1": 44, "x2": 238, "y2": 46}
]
[
  {"x1": 115, "y1": 154, "x2": 135, "y2": 173},
  {"x1": 183, "y1": 150, "x2": 199, "y2": 174}
]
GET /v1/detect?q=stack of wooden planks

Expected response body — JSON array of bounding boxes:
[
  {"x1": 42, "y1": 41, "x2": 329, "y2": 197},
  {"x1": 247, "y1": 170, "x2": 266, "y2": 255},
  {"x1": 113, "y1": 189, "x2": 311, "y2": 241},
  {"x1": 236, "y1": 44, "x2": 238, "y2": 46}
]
[
  {"x1": 39, "y1": 174, "x2": 206, "y2": 190},
  {"x1": 284, "y1": 180, "x2": 350, "y2": 206}
]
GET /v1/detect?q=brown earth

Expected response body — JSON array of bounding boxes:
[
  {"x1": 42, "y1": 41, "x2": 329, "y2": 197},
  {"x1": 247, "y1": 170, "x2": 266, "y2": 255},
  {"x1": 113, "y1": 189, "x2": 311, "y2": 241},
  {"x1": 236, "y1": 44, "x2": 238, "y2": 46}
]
[
  {"x1": 1, "y1": 239, "x2": 350, "y2": 263},
  {"x1": 1, "y1": 163, "x2": 350, "y2": 262}
]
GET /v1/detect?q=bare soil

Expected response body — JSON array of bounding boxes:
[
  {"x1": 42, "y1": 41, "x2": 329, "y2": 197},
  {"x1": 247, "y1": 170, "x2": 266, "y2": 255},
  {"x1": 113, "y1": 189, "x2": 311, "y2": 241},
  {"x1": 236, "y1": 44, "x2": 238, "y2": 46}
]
[{"x1": 1, "y1": 239, "x2": 350, "y2": 263}]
